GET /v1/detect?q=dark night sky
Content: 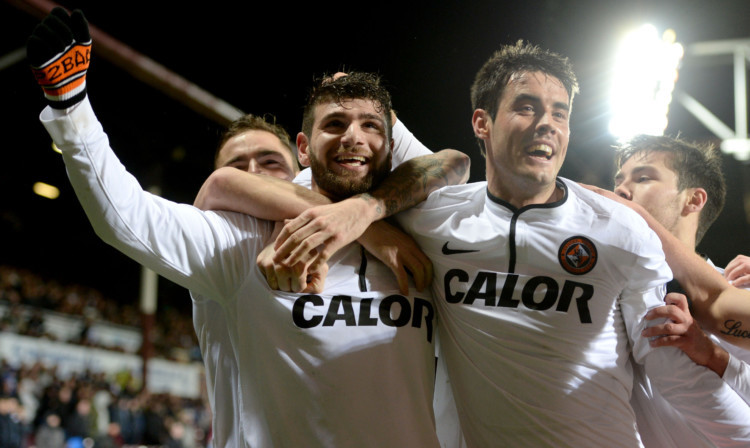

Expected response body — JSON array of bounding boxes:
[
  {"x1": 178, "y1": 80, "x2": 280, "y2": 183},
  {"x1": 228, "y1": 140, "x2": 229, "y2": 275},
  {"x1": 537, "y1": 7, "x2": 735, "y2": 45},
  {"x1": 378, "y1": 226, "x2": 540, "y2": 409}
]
[{"x1": 2, "y1": 0, "x2": 749, "y2": 311}]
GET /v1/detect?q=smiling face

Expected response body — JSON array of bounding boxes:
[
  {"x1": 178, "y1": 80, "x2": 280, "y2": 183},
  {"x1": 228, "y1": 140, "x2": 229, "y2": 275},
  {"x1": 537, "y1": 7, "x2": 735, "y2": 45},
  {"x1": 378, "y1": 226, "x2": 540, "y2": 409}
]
[
  {"x1": 297, "y1": 98, "x2": 392, "y2": 200},
  {"x1": 473, "y1": 71, "x2": 571, "y2": 207},
  {"x1": 614, "y1": 150, "x2": 688, "y2": 235},
  {"x1": 215, "y1": 130, "x2": 297, "y2": 181}
]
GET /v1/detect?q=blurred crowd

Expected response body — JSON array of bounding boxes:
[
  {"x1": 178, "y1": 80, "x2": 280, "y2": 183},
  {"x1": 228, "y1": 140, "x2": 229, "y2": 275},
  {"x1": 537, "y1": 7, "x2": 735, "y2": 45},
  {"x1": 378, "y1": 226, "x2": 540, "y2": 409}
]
[
  {"x1": 0, "y1": 265, "x2": 200, "y2": 362},
  {"x1": 0, "y1": 362, "x2": 212, "y2": 448},
  {"x1": 0, "y1": 265, "x2": 212, "y2": 448}
]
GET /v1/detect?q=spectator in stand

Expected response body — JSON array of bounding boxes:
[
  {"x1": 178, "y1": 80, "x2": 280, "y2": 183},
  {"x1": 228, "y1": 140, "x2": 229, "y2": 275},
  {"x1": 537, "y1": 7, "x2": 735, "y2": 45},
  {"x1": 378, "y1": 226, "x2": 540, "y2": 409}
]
[
  {"x1": 35, "y1": 412, "x2": 66, "y2": 448},
  {"x1": 0, "y1": 394, "x2": 24, "y2": 448}
]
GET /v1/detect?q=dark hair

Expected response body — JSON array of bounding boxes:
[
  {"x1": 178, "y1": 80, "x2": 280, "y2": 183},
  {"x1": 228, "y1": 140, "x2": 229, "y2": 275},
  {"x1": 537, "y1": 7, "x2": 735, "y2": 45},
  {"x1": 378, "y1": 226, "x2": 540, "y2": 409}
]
[
  {"x1": 470, "y1": 40, "x2": 579, "y2": 156},
  {"x1": 615, "y1": 134, "x2": 726, "y2": 244},
  {"x1": 214, "y1": 114, "x2": 296, "y2": 170},
  {"x1": 301, "y1": 72, "x2": 393, "y2": 141}
]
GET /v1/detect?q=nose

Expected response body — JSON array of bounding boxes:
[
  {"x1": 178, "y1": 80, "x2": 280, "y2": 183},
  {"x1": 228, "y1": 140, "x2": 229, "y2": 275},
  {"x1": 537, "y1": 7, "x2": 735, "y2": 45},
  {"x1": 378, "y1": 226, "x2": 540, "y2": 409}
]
[
  {"x1": 340, "y1": 123, "x2": 363, "y2": 149},
  {"x1": 536, "y1": 112, "x2": 557, "y2": 136},
  {"x1": 614, "y1": 183, "x2": 631, "y2": 200},
  {"x1": 246, "y1": 159, "x2": 261, "y2": 175}
]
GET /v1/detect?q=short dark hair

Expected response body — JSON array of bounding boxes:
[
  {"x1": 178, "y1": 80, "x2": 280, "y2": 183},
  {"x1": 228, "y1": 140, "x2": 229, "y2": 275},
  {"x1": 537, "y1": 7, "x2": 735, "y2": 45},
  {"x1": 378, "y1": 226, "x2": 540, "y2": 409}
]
[
  {"x1": 470, "y1": 40, "x2": 579, "y2": 156},
  {"x1": 214, "y1": 114, "x2": 296, "y2": 170},
  {"x1": 615, "y1": 134, "x2": 726, "y2": 244},
  {"x1": 301, "y1": 72, "x2": 393, "y2": 141}
]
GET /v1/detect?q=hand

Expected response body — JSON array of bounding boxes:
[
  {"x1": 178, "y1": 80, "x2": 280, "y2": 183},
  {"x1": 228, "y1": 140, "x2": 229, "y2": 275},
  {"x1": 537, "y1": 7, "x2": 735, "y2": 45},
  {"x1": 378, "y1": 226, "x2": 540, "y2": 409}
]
[
  {"x1": 642, "y1": 293, "x2": 728, "y2": 375},
  {"x1": 257, "y1": 241, "x2": 328, "y2": 293},
  {"x1": 724, "y1": 254, "x2": 750, "y2": 288},
  {"x1": 27, "y1": 7, "x2": 91, "y2": 109},
  {"x1": 273, "y1": 198, "x2": 375, "y2": 268},
  {"x1": 358, "y1": 220, "x2": 433, "y2": 294}
]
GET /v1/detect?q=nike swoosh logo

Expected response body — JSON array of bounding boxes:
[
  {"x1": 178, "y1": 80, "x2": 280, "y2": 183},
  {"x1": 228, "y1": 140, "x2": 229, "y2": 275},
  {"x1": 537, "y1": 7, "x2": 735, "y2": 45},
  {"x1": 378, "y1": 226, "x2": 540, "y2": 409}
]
[{"x1": 442, "y1": 242, "x2": 480, "y2": 255}]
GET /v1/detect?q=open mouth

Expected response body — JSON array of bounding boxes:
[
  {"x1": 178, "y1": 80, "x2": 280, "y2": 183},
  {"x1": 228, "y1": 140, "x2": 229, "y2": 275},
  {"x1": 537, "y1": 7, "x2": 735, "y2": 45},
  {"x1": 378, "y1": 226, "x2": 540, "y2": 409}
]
[
  {"x1": 527, "y1": 144, "x2": 553, "y2": 160},
  {"x1": 335, "y1": 155, "x2": 369, "y2": 167}
]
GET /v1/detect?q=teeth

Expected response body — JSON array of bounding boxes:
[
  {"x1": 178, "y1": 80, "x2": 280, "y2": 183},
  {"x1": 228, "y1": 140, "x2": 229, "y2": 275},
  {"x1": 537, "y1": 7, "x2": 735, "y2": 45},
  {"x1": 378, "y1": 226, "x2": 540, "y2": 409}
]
[
  {"x1": 336, "y1": 155, "x2": 367, "y2": 165},
  {"x1": 528, "y1": 145, "x2": 552, "y2": 158}
]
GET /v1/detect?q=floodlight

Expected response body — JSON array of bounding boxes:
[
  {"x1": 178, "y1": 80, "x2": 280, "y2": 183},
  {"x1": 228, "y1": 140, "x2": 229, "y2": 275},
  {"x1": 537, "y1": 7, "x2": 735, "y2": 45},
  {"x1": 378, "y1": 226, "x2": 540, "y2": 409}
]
[
  {"x1": 609, "y1": 24, "x2": 684, "y2": 141},
  {"x1": 33, "y1": 182, "x2": 60, "y2": 200}
]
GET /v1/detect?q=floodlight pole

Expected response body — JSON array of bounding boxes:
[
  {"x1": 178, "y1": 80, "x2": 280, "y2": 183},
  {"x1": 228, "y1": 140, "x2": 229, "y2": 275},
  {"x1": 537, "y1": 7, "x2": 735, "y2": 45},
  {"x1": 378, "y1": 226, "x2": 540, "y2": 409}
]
[
  {"x1": 5, "y1": 0, "x2": 245, "y2": 126},
  {"x1": 675, "y1": 38, "x2": 750, "y2": 159},
  {"x1": 734, "y1": 46, "x2": 748, "y2": 139},
  {"x1": 675, "y1": 38, "x2": 750, "y2": 226}
]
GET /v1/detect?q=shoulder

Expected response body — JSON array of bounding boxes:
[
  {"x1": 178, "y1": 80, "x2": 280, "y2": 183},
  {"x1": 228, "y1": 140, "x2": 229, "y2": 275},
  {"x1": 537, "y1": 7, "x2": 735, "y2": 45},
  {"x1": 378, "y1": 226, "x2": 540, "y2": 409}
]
[
  {"x1": 561, "y1": 179, "x2": 665, "y2": 261},
  {"x1": 396, "y1": 182, "x2": 486, "y2": 238},
  {"x1": 563, "y1": 179, "x2": 652, "y2": 235},
  {"x1": 420, "y1": 182, "x2": 487, "y2": 210}
]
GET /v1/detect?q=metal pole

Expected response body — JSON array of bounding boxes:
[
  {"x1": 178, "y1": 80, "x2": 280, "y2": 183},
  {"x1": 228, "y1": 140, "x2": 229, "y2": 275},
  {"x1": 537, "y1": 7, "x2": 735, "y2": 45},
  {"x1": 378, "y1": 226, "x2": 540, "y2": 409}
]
[{"x1": 4, "y1": 0, "x2": 244, "y2": 126}]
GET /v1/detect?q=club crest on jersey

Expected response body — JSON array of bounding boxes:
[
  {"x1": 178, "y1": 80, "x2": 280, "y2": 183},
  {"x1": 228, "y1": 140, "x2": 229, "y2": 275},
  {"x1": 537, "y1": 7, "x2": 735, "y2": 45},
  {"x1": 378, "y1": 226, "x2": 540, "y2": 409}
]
[{"x1": 558, "y1": 236, "x2": 597, "y2": 275}]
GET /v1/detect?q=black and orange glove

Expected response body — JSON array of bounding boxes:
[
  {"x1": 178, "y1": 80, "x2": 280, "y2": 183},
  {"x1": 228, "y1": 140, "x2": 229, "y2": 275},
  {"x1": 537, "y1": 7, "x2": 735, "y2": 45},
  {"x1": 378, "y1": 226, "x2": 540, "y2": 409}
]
[{"x1": 27, "y1": 7, "x2": 91, "y2": 109}]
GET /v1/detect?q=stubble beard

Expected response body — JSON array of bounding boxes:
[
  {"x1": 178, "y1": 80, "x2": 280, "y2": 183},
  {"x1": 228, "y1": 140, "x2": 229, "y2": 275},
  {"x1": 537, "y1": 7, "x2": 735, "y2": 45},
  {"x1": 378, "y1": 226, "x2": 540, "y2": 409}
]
[{"x1": 308, "y1": 149, "x2": 391, "y2": 201}]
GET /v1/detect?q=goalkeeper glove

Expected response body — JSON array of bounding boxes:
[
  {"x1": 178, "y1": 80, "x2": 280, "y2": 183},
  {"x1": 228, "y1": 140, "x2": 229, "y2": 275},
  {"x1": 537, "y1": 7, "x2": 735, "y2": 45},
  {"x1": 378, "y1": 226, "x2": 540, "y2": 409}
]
[{"x1": 27, "y1": 7, "x2": 91, "y2": 109}]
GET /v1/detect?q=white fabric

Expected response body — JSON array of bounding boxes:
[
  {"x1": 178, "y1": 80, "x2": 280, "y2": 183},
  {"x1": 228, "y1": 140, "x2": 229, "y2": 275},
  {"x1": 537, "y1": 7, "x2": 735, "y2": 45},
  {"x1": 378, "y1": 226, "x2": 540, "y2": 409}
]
[
  {"x1": 633, "y1": 260, "x2": 750, "y2": 448},
  {"x1": 40, "y1": 98, "x2": 440, "y2": 448},
  {"x1": 397, "y1": 180, "x2": 750, "y2": 447},
  {"x1": 725, "y1": 354, "x2": 750, "y2": 405}
]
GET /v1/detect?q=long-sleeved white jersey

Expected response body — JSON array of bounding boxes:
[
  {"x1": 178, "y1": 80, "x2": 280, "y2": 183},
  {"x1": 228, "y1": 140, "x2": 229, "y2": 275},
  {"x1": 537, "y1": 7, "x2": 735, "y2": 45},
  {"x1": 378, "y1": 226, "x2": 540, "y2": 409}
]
[
  {"x1": 397, "y1": 180, "x2": 750, "y2": 447},
  {"x1": 632, "y1": 260, "x2": 750, "y2": 448},
  {"x1": 40, "y1": 97, "x2": 440, "y2": 448}
]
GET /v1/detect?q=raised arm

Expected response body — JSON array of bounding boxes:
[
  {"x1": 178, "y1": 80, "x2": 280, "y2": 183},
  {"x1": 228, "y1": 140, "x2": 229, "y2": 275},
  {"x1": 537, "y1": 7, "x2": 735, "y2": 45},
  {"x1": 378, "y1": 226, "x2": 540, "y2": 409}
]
[{"x1": 30, "y1": 9, "x2": 263, "y2": 301}]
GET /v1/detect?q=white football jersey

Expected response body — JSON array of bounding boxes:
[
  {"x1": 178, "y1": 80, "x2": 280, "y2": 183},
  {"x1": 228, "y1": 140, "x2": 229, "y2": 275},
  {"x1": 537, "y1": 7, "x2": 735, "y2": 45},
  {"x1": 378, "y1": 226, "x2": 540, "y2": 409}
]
[
  {"x1": 40, "y1": 98, "x2": 440, "y2": 448},
  {"x1": 632, "y1": 260, "x2": 750, "y2": 448},
  {"x1": 397, "y1": 180, "x2": 750, "y2": 447}
]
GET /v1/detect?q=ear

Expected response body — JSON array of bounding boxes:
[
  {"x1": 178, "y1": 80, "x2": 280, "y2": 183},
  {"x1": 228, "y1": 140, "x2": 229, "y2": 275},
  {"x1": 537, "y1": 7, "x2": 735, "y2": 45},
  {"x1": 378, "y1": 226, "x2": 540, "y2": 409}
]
[
  {"x1": 683, "y1": 187, "x2": 708, "y2": 216},
  {"x1": 472, "y1": 109, "x2": 491, "y2": 139},
  {"x1": 388, "y1": 138, "x2": 394, "y2": 170},
  {"x1": 296, "y1": 132, "x2": 311, "y2": 167}
]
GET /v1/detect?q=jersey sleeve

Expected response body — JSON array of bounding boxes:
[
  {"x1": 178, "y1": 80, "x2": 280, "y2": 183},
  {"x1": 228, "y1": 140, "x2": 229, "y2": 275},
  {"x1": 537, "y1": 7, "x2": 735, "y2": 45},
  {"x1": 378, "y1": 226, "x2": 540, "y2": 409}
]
[
  {"x1": 614, "y1": 204, "x2": 674, "y2": 362},
  {"x1": 724, "y1": 353, "x2": 750, "y2": 405},
  {"x1": 390, "y1": 118, "x2": 433, "y2": 164},
  {"x1": 614, "y1": 209, "x2": 750, "y2": 443},
  {"x1": 39, "y1": 97, "x2": 270, "y2": 305},
  {"x1": 643, "y1": 347, "x2": 750, "y2": 444}
]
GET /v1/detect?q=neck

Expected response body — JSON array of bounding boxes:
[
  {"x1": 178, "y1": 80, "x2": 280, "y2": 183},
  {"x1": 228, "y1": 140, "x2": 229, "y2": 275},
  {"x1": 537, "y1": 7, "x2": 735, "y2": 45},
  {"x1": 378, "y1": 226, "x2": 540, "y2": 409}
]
[
  {"x1": 671, "y1": 222, "x2": 698, "y2": 252},
  {"x1": 488, "y1": 179, "x2": 561, "y2": 209},
  {"x1": 310, "y1": 181, "x2": 339, "y2": 202}
]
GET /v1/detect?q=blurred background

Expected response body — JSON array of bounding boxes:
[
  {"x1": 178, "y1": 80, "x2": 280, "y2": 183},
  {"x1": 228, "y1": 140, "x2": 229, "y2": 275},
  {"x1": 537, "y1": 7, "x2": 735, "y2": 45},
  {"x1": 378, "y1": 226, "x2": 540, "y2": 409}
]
[{"x1": 1, "y1": 0, "x2": 749, "y2": 446}]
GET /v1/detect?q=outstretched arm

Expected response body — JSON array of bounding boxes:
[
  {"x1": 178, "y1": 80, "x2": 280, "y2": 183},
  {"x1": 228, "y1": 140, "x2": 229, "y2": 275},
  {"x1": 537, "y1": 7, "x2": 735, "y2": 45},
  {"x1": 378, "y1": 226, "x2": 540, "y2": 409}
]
[{"x1": 581, "y1": 183, "x2": 750, "y2": 350}]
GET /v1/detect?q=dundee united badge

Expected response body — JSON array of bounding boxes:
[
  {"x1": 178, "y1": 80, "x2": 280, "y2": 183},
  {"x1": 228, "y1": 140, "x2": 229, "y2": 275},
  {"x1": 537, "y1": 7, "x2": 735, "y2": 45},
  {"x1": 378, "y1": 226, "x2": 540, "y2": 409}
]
[{"x1": 558, "y1": 236, "x2": 598, "y2": 275}]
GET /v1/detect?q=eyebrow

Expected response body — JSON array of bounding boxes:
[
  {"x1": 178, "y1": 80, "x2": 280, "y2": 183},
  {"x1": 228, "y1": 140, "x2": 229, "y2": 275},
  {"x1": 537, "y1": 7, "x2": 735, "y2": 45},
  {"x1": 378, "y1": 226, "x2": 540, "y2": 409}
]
[
  {"x1": 321, "y1": 111, "x2": 386, "y2": 124},
  {"x1": 224, "y1": 149, "x2": 286, "y2": 164},
  {"x1": 514, "y1": 93, "x2": 570, "y2": 112},
  {"x1": 614, "y1": 165, "x2": 654, "y2": 182}
]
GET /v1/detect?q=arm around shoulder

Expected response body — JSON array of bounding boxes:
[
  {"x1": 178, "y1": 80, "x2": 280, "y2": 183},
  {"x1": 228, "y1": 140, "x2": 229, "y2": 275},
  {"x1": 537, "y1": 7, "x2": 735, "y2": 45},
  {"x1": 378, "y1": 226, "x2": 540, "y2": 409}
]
[
  {"x1": 356, "y1": 148, "x2": 471, "y2": 221},
  {"x1": 194, "y1": 167, "x2": 330, "y2": 219}
]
